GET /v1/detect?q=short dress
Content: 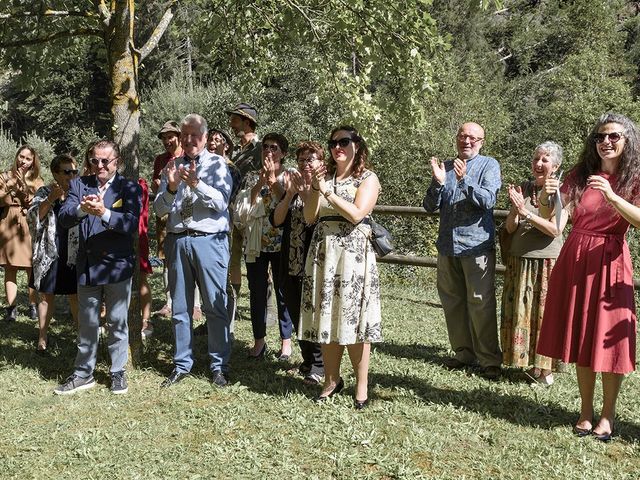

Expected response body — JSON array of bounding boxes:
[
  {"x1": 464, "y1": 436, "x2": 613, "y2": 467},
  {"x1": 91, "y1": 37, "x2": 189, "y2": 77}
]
[
  {"x1": 299, "y1": 170, "x2": 382, "y2": 345},
  {"x1": 537, "y1": 171, "x2": 636, "y2": 374}
]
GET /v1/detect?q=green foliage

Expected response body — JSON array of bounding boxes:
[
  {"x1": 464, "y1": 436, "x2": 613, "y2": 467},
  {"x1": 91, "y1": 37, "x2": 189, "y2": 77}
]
[{"x1": 0, "y1": 128, "x2": 17, "y2": 171}]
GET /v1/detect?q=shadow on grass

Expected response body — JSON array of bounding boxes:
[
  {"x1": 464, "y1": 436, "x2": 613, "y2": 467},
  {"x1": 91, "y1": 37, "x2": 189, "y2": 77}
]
[
  {"x1": 376, "y1": 341, "x2": 451, "y2": 364},
  {"x1": 370, "y1": 371, "x2": 640, "y2": 442}
]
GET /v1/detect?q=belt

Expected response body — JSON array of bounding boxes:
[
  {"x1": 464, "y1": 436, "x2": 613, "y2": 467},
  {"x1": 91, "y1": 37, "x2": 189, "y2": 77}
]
[
  {"x1": 170, "y1": 229, "x2": 225, "y2": 238},
  {"x1": 320, "y1": 215, "x2": 370, "y2": 225}
]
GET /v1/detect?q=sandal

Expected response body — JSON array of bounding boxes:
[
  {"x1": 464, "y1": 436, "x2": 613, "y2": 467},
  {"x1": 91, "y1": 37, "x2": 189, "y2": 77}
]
[{"x1": 303, "y1": 373, "x2": 322, "y2": 385}]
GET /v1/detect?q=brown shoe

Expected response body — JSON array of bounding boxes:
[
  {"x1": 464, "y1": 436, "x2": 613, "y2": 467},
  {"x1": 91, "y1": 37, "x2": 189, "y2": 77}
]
[{"x1": 443, "y1": 357, "x2": 468, "y2": 370}]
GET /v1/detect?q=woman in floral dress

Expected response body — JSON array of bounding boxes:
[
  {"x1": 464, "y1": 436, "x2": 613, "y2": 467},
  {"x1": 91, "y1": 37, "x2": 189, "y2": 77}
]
[{"x1": 299, "y1": 125, "x2": 381, "y2": 409}]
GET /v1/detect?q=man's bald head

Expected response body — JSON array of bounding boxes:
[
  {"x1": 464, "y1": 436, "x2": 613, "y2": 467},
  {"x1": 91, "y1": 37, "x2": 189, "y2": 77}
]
[{"x1": 456, "y1": 122, "x2": 485, "y2": 160}]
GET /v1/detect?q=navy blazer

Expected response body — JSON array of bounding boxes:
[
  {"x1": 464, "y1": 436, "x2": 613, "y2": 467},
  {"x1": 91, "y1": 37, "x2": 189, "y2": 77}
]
[{"x1": 59, "y1": 173, "x2": 142, "y2": 286}]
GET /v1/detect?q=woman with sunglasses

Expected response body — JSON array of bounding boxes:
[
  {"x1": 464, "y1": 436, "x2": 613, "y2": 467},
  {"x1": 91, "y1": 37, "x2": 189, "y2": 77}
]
[
  {"x1": 299, "y1": 126, "x2": 382, "y2": 409},
  {"x1": 537, "y1": 113, "x2": 640, "y2": 441},
  {"x1": 0, "y1": 145, "x2": 44, "y2": 322},
  {"x1": 27, "y1": 154, "x2": 80, "y2": 353},
  {"x1": 500, "y1": 142, "x2": 568, "y2": 386},
  {"x1": 240, "y1": 132, "x2": 293, "y2": 359}
]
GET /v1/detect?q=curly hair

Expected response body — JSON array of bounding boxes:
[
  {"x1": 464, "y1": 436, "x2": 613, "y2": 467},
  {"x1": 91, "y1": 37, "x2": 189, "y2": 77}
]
[
  {"x1": 12, "y1": 145, "x2": 42, "y2": 192},
  {"x1": 568, "y1": 112, "x2": 640, "y2": 204},
  {"x1": 327, "y1": 125, "x2": 370, "y2": 178},
  {"x1": 295, "y1": 141, "x2": 325, "y2": 162}
]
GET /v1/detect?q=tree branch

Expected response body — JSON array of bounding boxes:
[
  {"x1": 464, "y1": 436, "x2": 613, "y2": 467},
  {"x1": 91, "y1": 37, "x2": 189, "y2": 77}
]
[
  {"x1": 95, "y1": 0, "x2": 112, "y2": 26},
  {"x1": 0, "y1": 28, "x2": 103, "y2": 48},
  {"x1": 138, "y1": 3, "x2": 176, "y2": 61},
  {"x1": 0, "y1": 10, "x2": 98, "y2": 19}
]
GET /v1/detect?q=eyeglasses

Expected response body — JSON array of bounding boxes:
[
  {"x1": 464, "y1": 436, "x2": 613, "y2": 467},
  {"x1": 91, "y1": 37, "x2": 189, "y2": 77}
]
[
  {"x1": 263, "y1": 143, "x2": 280, "y2": 153},
  {"x1": 594, "y1": 132, "x2": 624, "y2": 144},
  {"x1": 328, "y1": 137, "x2": 353, "y2": 150},
  {"x1": 297, "y1": 155, "x2": 317, "y2": 165},
  {"x1": 61, "y1": 169, "x2": 79, "y2": 175},
  {"x1": 457, "y1": 134, "x2": 484, "y2": 144},
  {"x1": 89, "y1": 157, "x2": 118, "y2": 167}
]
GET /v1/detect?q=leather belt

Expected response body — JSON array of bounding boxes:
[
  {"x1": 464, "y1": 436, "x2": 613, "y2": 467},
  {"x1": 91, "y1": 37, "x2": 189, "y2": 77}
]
[{"x1": 170, "y1": 229, "x2": 221, "y2": 238}]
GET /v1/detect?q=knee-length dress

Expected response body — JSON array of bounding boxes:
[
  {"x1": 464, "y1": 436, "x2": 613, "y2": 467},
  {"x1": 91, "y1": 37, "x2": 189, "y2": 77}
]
[
  {"x1": 537, "y1": 172, "x2": 636, "y2": 374},
  {"x1": 298, "y1": 170, "x2": 382, "y2": 345}
]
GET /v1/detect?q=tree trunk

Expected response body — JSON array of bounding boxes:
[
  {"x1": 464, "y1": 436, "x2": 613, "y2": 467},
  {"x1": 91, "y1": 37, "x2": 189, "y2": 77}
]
[{"x1": 106, "y1": 0, "x2": 143, "y2": 367}]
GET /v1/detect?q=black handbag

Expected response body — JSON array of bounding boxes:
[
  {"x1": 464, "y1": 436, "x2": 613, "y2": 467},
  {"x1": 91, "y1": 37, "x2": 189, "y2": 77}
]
[{"x1": 368, "y1": 218, "x2": 394, "y2": 257}]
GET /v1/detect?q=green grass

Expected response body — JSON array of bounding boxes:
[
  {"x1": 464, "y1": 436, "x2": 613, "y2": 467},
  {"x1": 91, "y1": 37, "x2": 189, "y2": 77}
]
[{"x1": 0, "y1": 267, "x2": 639, "y2": 479}]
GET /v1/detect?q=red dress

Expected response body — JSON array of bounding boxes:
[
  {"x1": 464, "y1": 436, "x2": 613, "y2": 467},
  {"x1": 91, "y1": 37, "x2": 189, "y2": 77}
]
[
  {"x1": 138, "y1": 178, "x2": 152, "y2": 274},
  {"x1": 537, "y1": 172, "x2": 636, "y2": 374}
]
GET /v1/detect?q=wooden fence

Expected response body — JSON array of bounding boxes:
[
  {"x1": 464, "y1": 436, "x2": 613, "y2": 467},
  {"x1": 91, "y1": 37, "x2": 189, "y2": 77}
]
[{"x1": 372, "y1": 205, "x2": 640, "y2": 288}]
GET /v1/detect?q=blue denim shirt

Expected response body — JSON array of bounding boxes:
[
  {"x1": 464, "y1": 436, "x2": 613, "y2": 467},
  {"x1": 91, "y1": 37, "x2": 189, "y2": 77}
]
[{"x1": 423, "y1": 154, "x2": 501, "y2": 257}]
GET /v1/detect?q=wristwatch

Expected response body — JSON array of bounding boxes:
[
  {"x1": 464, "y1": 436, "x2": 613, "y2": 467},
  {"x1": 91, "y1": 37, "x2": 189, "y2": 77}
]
[{"x1": 524, "y1": 212, "x2": 532, "y2": 222}]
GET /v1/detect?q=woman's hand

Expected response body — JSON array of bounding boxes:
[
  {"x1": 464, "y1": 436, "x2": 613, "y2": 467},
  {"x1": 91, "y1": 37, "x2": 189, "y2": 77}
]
[
  {"x1": 48, "y1": 182, "x2": 64, "y2": 202},
  {"x1": 543, "y1": 177, "x2": 560, "y2": 198},
  {"x1": 507, "y1": 184, "x2": 527, "y2": 216},
  {"x1": 262, "y1": 157, "x2": 278, "y2": 187},
  {"x1": 311, "y1": 163, "x2": 327, "y2": 194},
  {"x1": 588, "y1": 175, "x2": 618, "y2": 203}
]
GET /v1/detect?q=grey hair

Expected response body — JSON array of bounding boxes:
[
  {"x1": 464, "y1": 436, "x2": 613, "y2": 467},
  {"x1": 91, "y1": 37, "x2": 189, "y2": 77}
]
[
  {"x1": 534, "y1": 141, "x2": 563, "y2": 167},
  {"x1": 181, "y1": 114, "x2": 208, "y2": 135}
]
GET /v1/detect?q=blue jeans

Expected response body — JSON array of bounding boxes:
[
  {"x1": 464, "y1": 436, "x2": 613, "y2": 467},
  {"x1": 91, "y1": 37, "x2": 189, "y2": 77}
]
[
  {"x1": 73, "y1": 277, "x2": 132, "y2": 377},
  {"x1": 246, "y1": 251, "x2": 292, "y2": 341},
  {"x1": 165, "y1": 232, "x2": 231, "y2": 374}
]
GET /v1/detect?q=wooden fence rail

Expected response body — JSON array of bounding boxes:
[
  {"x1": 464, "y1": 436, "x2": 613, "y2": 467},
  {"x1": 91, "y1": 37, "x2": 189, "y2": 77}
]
[{"x1": 372, "y1": 205, "x2": 640, "y2": 288}]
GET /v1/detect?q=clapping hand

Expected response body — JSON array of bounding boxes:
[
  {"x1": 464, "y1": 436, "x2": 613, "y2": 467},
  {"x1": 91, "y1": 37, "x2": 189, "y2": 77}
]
[
  {"x1": 164, "y1": 160, "x2": 181, "y2": 192},
  {"x1": 507, "y1": 185, "x2": 527, "y2": 216},
  {"x1": 178, "y1": 159, "x2": 199, "y2": 189},
  {"x1": 311, "y1": 163, "x2": 327, "y2": 195},
  {"x1": 48, "y1": 182, "x2": 64, "y2": 202},
  {"x1": 430, "y1": 157, "x2": 446, "y2": 185},
  {"x1": 453, "y1": 158, "x2": 467, "y2": 181},
  {"x1": 80, "y1": 193, "x2": 106, "y2": 217}
]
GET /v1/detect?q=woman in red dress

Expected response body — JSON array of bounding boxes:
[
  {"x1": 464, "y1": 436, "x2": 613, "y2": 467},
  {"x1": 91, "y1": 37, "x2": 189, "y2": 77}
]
[{"x1": 537, "y1": 112, "x2": 640, "y2": 442}]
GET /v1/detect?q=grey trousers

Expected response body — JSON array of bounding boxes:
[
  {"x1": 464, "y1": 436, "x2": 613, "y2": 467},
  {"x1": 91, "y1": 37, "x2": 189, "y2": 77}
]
[
  {"x1": 437, "y1": 251, "x2": 502, "y2": 368},
  {"x1": 73, "y1": 277, "x2": 132, "y2": 377}
]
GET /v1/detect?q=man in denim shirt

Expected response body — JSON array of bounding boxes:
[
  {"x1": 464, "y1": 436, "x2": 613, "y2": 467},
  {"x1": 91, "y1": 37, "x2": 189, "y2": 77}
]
[{"x1": 423, "y1": 122, "x2": 502, "y2": 380}]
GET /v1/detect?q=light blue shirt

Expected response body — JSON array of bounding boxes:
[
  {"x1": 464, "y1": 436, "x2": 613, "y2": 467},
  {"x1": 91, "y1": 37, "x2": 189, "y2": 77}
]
[
  {"x1": 423, "y1": 154, "x2": 501, "y2": 256},
  {"x1": 153, "y1": 148, "x2": 232, "y2": 234}
]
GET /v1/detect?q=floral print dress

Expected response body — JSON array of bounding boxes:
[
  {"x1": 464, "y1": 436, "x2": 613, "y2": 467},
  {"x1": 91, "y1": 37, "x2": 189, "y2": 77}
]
[{"x1": 299, "y1": 170, "x2": 382, "y2": 345}]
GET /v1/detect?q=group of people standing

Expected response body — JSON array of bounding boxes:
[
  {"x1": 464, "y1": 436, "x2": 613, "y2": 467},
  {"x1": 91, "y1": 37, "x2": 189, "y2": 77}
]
[
  {"x1": 1, "y1": 107, "x2": 638, "y2": 430},
  {"x1": 426, "y1": 114, "x2": 640, "y2": 442},
  {"x1": 0, "y1": 103, "x2": 382, "y2": 409}
]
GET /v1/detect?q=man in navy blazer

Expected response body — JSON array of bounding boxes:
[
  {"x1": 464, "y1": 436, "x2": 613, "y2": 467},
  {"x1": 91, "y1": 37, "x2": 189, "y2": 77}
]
[{"x1": 54, "y1": 139, "x2": 141, "y2": 395}]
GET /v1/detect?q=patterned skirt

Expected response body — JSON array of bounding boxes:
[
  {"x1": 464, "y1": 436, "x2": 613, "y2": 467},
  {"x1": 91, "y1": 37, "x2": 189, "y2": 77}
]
[
  {"x1": 500, "y1": 255, "x2": 564, "y2": 371},
  {"x1": 298, "y1": 218, "x2": 382, "y2": 345}
]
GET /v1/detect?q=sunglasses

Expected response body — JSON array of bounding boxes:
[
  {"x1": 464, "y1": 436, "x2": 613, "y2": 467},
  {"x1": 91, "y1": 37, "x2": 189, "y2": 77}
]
[
  {"x1": 61, "y1": 169, "x2": 79, "y2": 175},
  {"x1": 328, "y1": 137, "x2": 354, "y2": 149},
  {"x1": 90, "y1": 157, "x2": 118, "y2": 167},
  {"x1": 594, "y1": 132, "x2": 624, "y2": 144},
  {"x1": 457, "y1": 134, "x2": 484, "y2": 144},
  {"x1": 263, "y1": 143, "x2": 280, "y2": 153}
]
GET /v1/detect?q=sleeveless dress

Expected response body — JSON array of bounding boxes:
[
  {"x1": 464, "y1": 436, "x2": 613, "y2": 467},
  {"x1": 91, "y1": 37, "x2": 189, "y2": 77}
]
[
  {"x1": 298, "y1": 170, "x2": 382, "y2": 345},
  {"x1": 536, "y1": 171, "x2": 636, "y2": 374}
]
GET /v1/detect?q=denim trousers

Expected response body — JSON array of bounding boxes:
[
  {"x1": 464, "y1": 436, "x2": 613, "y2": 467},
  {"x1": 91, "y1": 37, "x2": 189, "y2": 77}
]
[{"x1": 165, "y1": 232, "x2": 231, "y2": 374}]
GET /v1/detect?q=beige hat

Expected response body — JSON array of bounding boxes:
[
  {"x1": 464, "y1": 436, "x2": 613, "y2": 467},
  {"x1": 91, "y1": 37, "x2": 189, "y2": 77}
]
[{"x1": 157, "y1": 120, "x2": 181, "y2": 138}]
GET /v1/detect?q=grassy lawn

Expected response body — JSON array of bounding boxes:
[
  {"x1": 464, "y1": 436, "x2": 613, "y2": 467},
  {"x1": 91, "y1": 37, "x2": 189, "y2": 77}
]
[{"x1": 0, "y1": 266, "x2": 639, "y2": 479}]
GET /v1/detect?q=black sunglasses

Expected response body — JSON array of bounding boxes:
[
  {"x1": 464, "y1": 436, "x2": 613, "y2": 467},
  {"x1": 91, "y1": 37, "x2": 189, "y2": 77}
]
[
  {"x1": 328, "y1": 137, "x2": 354, "y2": 149},
  {"x1": 263, "y1": 143, "x2": 280, "y2": 153},
  {"x1": 90, "y1": 157, "x2": 118, "y2": 166},
  {"x1": 61, "y1": 169, "x2": 79, "y2": 175},
  {"x1": 594, "y1": 132, "x2": 624, "y2": 144}
]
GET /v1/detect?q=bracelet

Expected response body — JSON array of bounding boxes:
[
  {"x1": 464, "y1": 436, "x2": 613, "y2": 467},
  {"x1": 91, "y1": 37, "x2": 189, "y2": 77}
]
[
  {"x1": 323, "y1": 190, "x2": 333, "y2": 200},
  {"x1": 312, "y1": 185, "x2": 320, "y2": 191}
]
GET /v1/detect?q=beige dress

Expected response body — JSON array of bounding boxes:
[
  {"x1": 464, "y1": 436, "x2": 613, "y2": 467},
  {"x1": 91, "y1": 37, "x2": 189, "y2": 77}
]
[
  {"x1": 0, "y1": 171, "x2": 42, "y2": 267},
  {"x1": 298, "y1": 170, "x2": 382, "y2": 345}
]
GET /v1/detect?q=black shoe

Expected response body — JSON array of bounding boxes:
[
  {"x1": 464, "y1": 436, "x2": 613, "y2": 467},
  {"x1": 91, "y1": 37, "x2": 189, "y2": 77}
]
[
  {"x1": 193, "y1": 323, "x2": 208, "y2": 336},
  {"x1": 479, "y1": 366, "x2": 502, "y2": 380},
  {"x1": 29, "y1": 303, "x2": 38, "y2": 320},
  {"x1": 443, "y1": 357, "x2": 468, "y2": 370},
  {"x1": 354, "y1": 398, "x2": 369, "y2": 410},
  {"x1": 3, "y1": 305, "x2": 17, "y2": 322},
  {"x1": 211, "y1": 371, "x2": 228, "y2": 388},
  {"x1": 54, "y1": 374, "x2": 96, "y2": 395},
  {"x1": 592, "y1": 430, "x2": 613, "y2": 442},
  {"x1": 110, "y1": 370, "x2": 128, "y2": 395},
  {"x1": 161, "y1": 369, "x2": 189, "y2": 388},
  {"x1": 248, "y1": 343, "x2": 267, "y2": 359},
  {"x1": 573, "y1": 425, "x2": 592, "y2": 437},
  {"x1": 314, "y1": 377, "x2": 344, "y2": 403}
]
